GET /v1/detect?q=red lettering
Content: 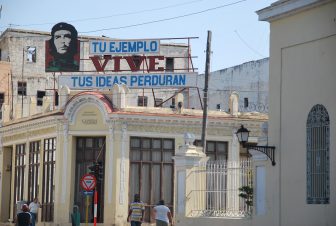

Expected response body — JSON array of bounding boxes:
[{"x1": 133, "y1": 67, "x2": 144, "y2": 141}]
[
  {"x1": 90, "y1": 55, "x2": 112, "y2": 72},
  {"x1": 124, "y1": 56, "x2": 145, "y2": 72},
  {"x1": 89, "y1": 55, "x2": 166, "y2": 72},
  {"x1": 148, "y1": 56, "x2": 164, "y2": 71},
  {"x1": 113, "y1": 56, "x2": 122, "y2": 72}
]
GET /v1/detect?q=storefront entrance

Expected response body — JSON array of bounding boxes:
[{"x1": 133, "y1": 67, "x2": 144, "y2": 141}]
[{"x1": 74, "y1": 137, "x2": 105, "y2": 223}]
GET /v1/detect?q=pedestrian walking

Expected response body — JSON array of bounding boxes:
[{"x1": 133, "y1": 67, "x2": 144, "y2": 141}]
[
  {"x1": 127, "y1": 194, "x2": 145, "y2": 226},
  {"x1": 28, "y1": 197, "x2": 41, "y2": 226},
  {"x1": 152, "y1": 200, "x2": 173, "y2": 226},
  {"x1": 17, "y1": 204, "x2": 31, "y2": 226}
]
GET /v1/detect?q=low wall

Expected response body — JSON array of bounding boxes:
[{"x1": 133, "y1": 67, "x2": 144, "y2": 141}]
[{"x1": 176, "y1": 217, "x2": 253, "y2": 226}]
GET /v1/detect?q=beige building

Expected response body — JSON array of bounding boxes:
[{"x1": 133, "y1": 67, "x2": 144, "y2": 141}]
[
  {"x1": 257, "y1": 0, "x2": 336, "y2": 226},
  {"x1": 0, "y1": 26, "x2": 268, "y2": 226},
  {"x1": 0, "y1": 87, "x2": 266, "y2": 225},
  {"x1": 0, "y1": 61, "x2": 11, "y2": 121}
]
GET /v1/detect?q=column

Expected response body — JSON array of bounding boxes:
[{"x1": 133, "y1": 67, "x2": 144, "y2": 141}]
[
  {"x1": 172, "y1": 133, "x2": 208, "y2": 224},
  {"x1": 119, "y1": 122, "x2": 127, "y2": 205},
  {"x1": 227, "y1": 129, "x2": 240, "y2": 215}
]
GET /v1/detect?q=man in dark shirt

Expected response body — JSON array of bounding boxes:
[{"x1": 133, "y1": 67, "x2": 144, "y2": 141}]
[{"x1": 17, "y1": 204, "x2": 31, "y2": 226}]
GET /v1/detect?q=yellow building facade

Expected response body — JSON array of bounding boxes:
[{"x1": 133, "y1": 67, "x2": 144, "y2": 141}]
[{"x1": 0, "y1": 88, "x2": 266, "y2": 226}]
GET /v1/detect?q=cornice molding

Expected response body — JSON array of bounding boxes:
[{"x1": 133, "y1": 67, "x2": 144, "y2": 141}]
[
  {"x1": 257, "y1": 0, "x2": 332, "y2": 22},
  {"x1": 0, "y1": 117, "x2": 59, "y2": 136}
]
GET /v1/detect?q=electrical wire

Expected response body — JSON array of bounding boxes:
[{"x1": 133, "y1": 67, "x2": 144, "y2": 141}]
[
  {"x1": 1, "y1": 0, "x2": 203, "y2": 29},
  {"x1": 80, "y1": 0, "x2": 248, "y2": 33},
  {"x1": 234, "y1": 30, "x2": 265, "y2": 58}
]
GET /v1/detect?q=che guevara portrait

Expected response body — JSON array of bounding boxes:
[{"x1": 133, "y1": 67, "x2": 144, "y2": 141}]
[{"x1": 45, "y1": 22, "x2": 80, "y2": 72}]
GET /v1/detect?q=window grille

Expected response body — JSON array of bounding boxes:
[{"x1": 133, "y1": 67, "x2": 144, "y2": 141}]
[
  {"x1": 307, "y1": 104, "x2": 329, "y2": 204},
  {"x1": 41, "y1": 138, "x2": 56, "y2": 221},
  {"x1": 13, "y1": 144, "x2": 25, "y2": 218},
  {"x1": 28, "y1": 141, "x2": 40, "y2": 202},
  {"x1": 37, "y1": 91, "x2": 46, "y2": 106},
  {"x1": 137, "y1": 96, "x2": 148, "y2": 107},
  {"x1": 244, "y1": 98, "x2": 249, "y2": 108},
  {"x1": 194, "y1": 140, "x2": 228, "y2": 161},
  {"x1": 18, "y1": 82, "x2": 27, "y2": 96},
  {"x1": 129, "y1": 137, "x2": 174, "y2": 222}
]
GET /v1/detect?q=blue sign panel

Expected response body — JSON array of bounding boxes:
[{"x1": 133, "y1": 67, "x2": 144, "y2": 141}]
[
  {"x1": 83, "y1": 191, "x2": 94, "y2": 196},
  {"x1": 89, "y1": 39, "x2": 160, "y2": 55},
  {"x1": 59, "y1": 73, "x2": 198, "y2": 89}
]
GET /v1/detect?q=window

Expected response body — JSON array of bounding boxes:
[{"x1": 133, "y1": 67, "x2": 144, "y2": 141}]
[
  {"x1": 54, "y1": 91, "x2": 59, "y2": 106},
  {"x1": 244, "y1": 98, "x2": 249, "y2": 108},
  {"x1": 0, "y1": 49, "x2": 2, "y2": 61},
  {"x1": 307, "y1": 104, "x2": 329, "y2": 204},
  {"x1": 166, "y1": 57, "x2": 174, "y2": 72},
  {"x1": 129, "y1": 137, "x2": 174, "y2": 222},
  {"x1": 14, "y1": 144, "x2": 25, "y2": 218},
  {"x1": 18, "y1": 82, "x2": 27, "y2": 96},
  {"x1": 26, "y1": 46, "x2": 36, "y2": 63},
  {"x1": 28, "y1": 141, "x2": 40, "y2": 202},
  {"x1": 42, "y1": 138, "x2": 56, "y2": 222},
  {"x1": 0, "y1": 93, "x2": 4, "y2": 119},
  {"x1": 194, "y1": 140, "x2": 228, "y2": 161},
  {"x1": 137, "y1": 96, "x2": 148, "y2": 107},
  {"x1": 37, "y1": 91, "x2": 46, "y2": 106},
  {"x1": 154, "y1": 98, "x2": 163, "y2": 107}
]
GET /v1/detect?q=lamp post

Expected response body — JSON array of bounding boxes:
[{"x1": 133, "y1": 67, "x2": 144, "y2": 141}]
[{"x1": 236, "y1": 125, "x2": 276, "y2": 166}]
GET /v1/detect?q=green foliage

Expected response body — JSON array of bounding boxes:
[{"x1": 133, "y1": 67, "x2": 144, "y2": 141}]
[{"x1": 239, "y1": 186, "x2": 253, "y2": 206}]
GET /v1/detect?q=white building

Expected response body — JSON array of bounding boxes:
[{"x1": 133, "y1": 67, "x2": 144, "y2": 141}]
[{"x1": 190, "y1": 58, "x2": 269, "y2": 113}]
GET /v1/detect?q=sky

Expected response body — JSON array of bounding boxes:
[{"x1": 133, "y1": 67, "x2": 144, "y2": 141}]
[{"x1": 0, "y1": 0, "x2": 274, "y2": 73}]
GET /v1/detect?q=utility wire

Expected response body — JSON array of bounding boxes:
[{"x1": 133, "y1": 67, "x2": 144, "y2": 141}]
[
  {"x1": 80, "y1": 0, "x2": 248, "y2": 33},
  {"x1": 234, "y1": 30, "x2": 265, "y2": 58},
  {"x1": 1, "y1": 0, "x2": 203, "y2": 29}
]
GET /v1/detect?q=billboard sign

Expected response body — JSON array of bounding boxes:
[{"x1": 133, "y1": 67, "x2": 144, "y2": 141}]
[
  {"x1": 45, "y1": 22, "x2": 80, "y2": 72},
  {"x1": 59, "y1": 72, "x2": 197, "y2": 89},
  {"x1": 89, "y1": 39, "x2": 160, "y2": 55}
]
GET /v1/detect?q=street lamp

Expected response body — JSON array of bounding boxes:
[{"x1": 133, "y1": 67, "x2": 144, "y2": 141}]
[{"x1": 236, "y1": 125, "x2": 276, "y2": 166}]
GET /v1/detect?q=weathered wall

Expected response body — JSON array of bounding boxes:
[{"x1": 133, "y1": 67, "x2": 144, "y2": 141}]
[
  {"x1": 190, "y1": 58, "x2": 269, "y2": 112},
  {"x1": 0, "y1": 30, "x2": 191, "y2": 121}
]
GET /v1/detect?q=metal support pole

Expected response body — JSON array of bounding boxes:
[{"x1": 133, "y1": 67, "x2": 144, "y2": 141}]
[{"x1": 201, "y1": 30, "x2": 212, "y2": 153}]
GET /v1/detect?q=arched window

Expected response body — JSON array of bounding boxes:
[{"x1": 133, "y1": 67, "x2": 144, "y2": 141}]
[{"x1": 307, "y1": 104, "x2": 329, "y2": 204}]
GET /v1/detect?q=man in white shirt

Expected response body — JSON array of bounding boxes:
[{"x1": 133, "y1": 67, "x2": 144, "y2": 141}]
[
  {"x1": 29, "y1": 198, "x2": 41, "y2": 226},
  {"x1": 152, "y1": 200, "x2": 173, "y2": 226}
]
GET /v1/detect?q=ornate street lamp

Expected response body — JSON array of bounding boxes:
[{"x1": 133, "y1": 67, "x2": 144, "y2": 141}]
[{"x1": 236, "y1": 125, "x2": 276, "y2": 166}]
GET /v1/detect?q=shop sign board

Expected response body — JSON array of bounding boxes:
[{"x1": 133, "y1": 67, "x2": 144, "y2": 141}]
[{"x1": 59, "y1": 72, "x2": 198, "y2": 89}]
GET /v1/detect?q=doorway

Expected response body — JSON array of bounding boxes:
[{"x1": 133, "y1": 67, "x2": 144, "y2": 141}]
[{"x1": 74, "y1": 137, "x2": 105, "y2": 223}]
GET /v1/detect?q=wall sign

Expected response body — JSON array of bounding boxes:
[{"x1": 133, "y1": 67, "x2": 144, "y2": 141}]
[
  {"x1": 89, "y1": 39, "x2": 160, "y2": 55},
  {"x1": 59, "y1": 73, "x2": 197, "y2": 89}
]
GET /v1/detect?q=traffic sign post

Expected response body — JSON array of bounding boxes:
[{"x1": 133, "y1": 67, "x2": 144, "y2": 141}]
[
  {"x1": 80, "y1": 174, "x2": 97, "y2": 191},
  {"x1": 80, "y1": 174, "x2": 97, "y2": 226}
]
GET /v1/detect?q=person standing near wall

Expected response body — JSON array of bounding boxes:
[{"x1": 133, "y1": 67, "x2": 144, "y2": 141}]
[
  {"x1": 152, "y1": 200, "x2": 173, "y2": 226},
  {"x1": 28, "y1": 198, "x2": 41, "y2": 226},
  {"x1": 127, "y1": 194, "x2": 145, "y2": 226},
  {"x1": 17, "y1": 204, "x2": 31, "y2": 226}
]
